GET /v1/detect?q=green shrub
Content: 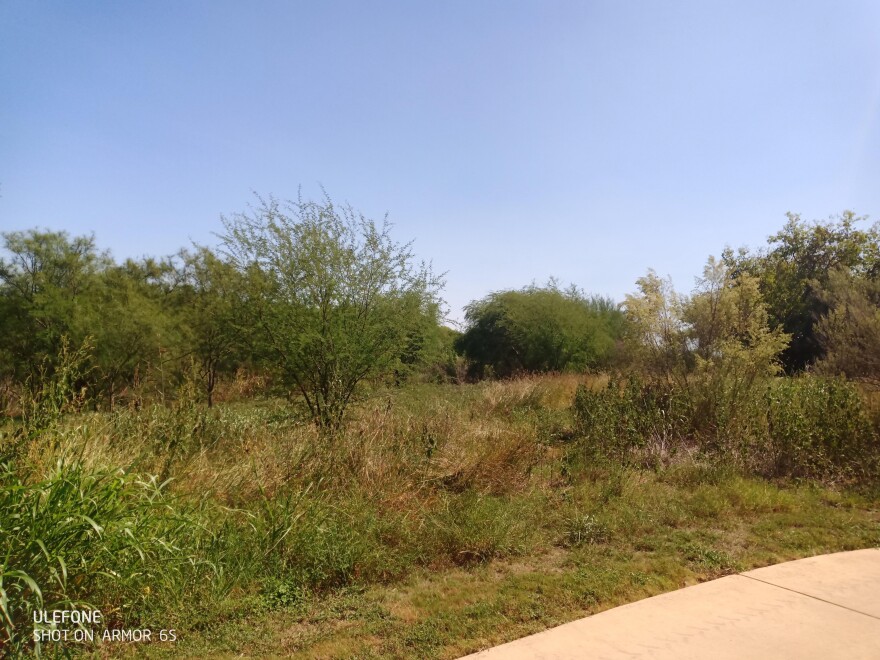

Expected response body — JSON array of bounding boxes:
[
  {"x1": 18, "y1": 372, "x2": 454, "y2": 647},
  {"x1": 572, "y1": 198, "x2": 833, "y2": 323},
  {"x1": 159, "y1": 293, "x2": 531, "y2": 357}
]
[
  {"x1": 457, "y1": 285, "x2": 623, "y2": 379},
  {"x1": 765, "y1": 377, "x2": 879, "y2": 480},
  {"x1": 572, "y1": 376, "x2": 687, "y2": 459},
  {"x1": 572, "y1": 374, "x2": 879, "y2": 483},
  {"x1": 5, "y1": 336, "x2": 94, "y2": 466}
]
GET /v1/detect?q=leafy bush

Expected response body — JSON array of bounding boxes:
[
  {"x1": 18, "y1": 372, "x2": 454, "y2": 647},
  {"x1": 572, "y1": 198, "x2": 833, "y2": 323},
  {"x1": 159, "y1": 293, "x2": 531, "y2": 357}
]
[
  {"x1": 572, "y1": 374, "x2": 879, "y2": 482},
  {"x1": 457, "y1": 284, "x2": 623, "y2": 379},
  {"x1": 727, "y1": 211, "x2": 880, "y2": 372},
  {"x1": 621, "y1": 259, "x2": 790, "y2": 458},
  {"x1": 815, "y1": 268, "x2": 880, "y2": 385},
  {"x1": 220, "y1": 193, "x2": 443, "y2": 431},
  {"x1": 765, "y1": 377, "x2": 879, "y2": 480},
  {"x1": 572, "y1": 376, "x2": 687, "y2": 459},
  {"x1": 12, "y1": 336, "x2": 93, "y2": 455}
]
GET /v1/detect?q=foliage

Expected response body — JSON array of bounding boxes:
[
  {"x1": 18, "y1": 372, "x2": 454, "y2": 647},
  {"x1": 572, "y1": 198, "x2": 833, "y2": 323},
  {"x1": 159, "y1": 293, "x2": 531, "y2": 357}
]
[
  {"x1": 391, "y1": 299, "x2": 456, "y2": 385},
  {"x1": 0, "y1": 461, "x2": 215, "y2": 655},
  {"x1": 572, "y1": 377, "x2": 686, "y2": 459},
  {"x1": 457, "y1": 283, "x2": 623, "y2": 379},
  {"x1": 0, "y1": 230, "x2": 188, "y2": 411},
  {"x1": 0, "y1": 230, "x2": 108, "y2": 387},
  {"x1": 16, "y1": 335, "x2": 94, "y2": 448},
  {"x1": 726, "y1": 211, "x2": 880, "y2": 371},
  {"x1": 623, "y1": 257, "x2": 788, "y2": 445},
  {"x1": 176, "y1": 247, "x2": 249, "y2": 406},
  {"x1": 85, "y1": 257, "x2": 181, "y2": 407},
  {"x1": 815, "y1": 268, "x2": 880, "y2": 384},
  {"x1": 3, "y1": 197, "x2": 879, "y2": 659},
  {"x1": 621, "y1": 270, "x2": 687, "y2": 382},
  {"x1": 220, "y1": 193, "x2": 443, "y2": 430},
  {"x1": 571, "y1": 373, "x2": 878, "y2": 481},
  {"x1": 682, "y1": 258, "x2": 789, "y2": 439},
  {"x1": 0, "y1": 375, "x2": 877, "y2": 656},
  {"x1": 766, "y1": 377, "x2": 878, "y2": 480},
  {"x1": 418, "y1": 324, "x2": 464, "y2": 383}
]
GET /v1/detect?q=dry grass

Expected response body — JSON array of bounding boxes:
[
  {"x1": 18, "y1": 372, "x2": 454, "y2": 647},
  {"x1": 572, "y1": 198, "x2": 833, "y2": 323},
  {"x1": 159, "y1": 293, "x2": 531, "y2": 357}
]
[{"x1": 6, "y1": 374, "x2": 879, "y2": 658}]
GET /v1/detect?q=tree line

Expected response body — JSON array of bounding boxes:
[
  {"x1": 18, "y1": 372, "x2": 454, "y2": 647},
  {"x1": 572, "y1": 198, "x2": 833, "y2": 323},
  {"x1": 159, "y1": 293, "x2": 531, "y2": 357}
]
[{"x1": 2, "y1": 196, "x2": 878, "y2": 429}]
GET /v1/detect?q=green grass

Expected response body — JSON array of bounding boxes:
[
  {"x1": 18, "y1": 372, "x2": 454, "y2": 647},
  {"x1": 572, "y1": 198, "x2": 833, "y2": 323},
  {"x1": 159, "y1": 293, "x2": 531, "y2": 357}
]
[
  {"x1": 2, "y1": 375, "x2": 878, "y2": 658},
  {"x1": 106, "y1": 467, "x2": 879, "y2": 660}
]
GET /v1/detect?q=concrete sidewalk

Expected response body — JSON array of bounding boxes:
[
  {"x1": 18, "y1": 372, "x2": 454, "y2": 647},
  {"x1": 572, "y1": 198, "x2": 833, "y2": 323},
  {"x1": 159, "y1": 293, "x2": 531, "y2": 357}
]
[{"x1": 460, "y1": 548, "x2": 880, "y2": 659}]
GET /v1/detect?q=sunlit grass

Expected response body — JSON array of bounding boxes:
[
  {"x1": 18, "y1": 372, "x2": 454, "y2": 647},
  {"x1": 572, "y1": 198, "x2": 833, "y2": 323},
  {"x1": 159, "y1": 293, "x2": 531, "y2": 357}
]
[{"x1": 2, "y1": 374, "x2": 878, "y2": 657}]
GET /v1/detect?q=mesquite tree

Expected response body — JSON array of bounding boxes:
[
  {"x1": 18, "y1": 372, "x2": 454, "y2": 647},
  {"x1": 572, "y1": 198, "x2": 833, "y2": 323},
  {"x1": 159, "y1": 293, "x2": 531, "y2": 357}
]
[{"x1": 220, "y1": 193, "x2": 443, "y2": 431}]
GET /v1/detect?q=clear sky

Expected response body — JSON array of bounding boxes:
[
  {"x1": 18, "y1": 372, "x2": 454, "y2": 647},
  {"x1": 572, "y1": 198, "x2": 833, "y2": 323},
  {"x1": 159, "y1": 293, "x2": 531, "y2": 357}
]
[{"x1": 2, "y1": 0, "x2": 879, "y2": 323}]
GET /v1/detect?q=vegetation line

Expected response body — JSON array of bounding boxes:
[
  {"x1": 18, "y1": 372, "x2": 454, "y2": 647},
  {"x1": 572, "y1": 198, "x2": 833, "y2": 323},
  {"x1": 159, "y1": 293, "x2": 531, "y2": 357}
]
[{"x1": 1, "y1": 200, "x2": 879, "y2": 657}]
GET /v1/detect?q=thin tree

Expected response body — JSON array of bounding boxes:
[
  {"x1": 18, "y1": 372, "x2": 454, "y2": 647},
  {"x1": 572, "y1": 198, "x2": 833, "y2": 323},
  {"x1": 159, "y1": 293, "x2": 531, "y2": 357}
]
[{"x1": 220, "y1": 193, "x2": 443, "y2": 431}]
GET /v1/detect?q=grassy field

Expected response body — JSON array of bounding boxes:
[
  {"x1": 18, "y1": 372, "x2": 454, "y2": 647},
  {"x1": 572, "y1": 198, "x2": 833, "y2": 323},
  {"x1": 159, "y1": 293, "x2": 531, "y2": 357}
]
[
  {"x1": 133, "y1": 473, "x2": 879, "y2": 659},
  {"x1": 5, "y1": 375, "x2": 880, "y2": 658}
]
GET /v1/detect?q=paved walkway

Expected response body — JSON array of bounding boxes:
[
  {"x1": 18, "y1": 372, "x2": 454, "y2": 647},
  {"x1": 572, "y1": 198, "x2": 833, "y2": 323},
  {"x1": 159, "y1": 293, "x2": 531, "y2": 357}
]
[{"x1": 461, "y1": 548, "x2": 880, "y2": 659}]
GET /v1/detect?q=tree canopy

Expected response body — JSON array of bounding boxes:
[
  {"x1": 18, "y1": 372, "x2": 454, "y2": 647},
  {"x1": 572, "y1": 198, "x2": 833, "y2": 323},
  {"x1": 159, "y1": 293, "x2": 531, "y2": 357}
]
[
  {"x1": 815, "y1": 267, "x2": 880, "y2": 384},
  {"x1": 220, "y1": 193, "x2": 443, "y2": 429},
  {"x1": 726, "y1": 211, "x2": 880, "y2": 371},
  {"x1": 456, "y1": 283, "x2": 624, "y2": 379}
]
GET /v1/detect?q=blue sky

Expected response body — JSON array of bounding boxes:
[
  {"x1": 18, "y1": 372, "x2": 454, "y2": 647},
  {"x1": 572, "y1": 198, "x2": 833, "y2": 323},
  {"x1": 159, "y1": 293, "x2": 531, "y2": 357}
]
[{"x1": 2, "y1": 1, "x2": 879, "y2": 323}]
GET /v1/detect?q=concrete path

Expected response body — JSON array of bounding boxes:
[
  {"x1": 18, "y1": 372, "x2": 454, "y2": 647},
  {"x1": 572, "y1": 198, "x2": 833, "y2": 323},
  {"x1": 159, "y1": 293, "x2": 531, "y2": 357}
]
[{"x1": 460, "y1": 548, "x2": 880, "y2": 659}]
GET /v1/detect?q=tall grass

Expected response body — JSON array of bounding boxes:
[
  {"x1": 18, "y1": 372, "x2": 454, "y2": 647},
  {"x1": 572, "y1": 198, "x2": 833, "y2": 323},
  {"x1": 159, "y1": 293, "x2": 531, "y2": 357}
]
[
  {"x1": 1, "y1": 372, "x2": 878, "y2": 654},
  {"x1": 0, "y1": 460, "x2": 218, "y2": 655},
  {"x1": 0, "y1": 378, "x2": 556, "y2": 652},
  {"x1": 571, "y1": 374, "x2": 880, "y2": 481}
]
